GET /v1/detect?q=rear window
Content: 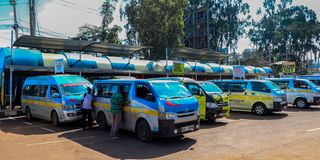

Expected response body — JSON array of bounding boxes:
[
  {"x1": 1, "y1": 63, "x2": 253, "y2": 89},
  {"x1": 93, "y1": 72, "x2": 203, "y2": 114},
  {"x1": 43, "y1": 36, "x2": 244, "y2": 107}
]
[{"x1": 271, "y1": 81, "x2": 290, "y2": 89}]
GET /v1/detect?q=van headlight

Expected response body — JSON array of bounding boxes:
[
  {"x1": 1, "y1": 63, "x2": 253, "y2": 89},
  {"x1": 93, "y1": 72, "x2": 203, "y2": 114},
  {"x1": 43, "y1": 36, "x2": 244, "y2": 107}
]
[
  {"x1": 213, "y1": 95, "x2": 222, "y2": 103},
  {"x1": 196, "y1": 109, "x2": 200, "y2": 116},
  {"x1": 158, "y1": 103, "x2": 165, "y2": 112},
  {"x1": 313, "y1": 92, "x2": 320, "y2": 97},
  {"x1": 62, "y1": 105, "x2": 74, "y2": 110},
  {"x1": 273, "y1": 97, "x2": 282, "y2": 102},
  {"x1": 159, "y1": 112, "x2": 175, "y2": 120}
]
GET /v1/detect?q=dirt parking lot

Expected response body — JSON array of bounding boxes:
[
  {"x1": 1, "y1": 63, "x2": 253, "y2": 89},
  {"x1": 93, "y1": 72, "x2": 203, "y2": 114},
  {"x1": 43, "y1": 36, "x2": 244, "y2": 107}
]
[{"x1": 1, "y1": 106, "x2": 320, "y2": 160}]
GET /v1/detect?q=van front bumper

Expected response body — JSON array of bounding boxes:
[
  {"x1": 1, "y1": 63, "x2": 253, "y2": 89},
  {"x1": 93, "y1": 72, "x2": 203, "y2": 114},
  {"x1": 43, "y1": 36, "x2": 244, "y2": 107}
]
[
  {"x1": 272, "y1": 102, "x2": 287, "y2": 111},
  {"x1": 157, "y1": 118, "x2": 200, "y2": 138},
  {"x1": 60, "y1": 110, "x2": 82, "y2": 123},
  {"x1": 206, "y1": 105, "x2": 230, "y2": 120}
]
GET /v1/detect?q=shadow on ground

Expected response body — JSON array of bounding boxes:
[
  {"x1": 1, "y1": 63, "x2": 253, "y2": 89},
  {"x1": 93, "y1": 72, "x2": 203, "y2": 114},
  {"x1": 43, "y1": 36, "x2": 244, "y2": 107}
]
[
  {"x1": 1, "y1": 117, "x2": 196, "y2": 159},
  {"x1": 58, "y1": 128, "x2": 196, "y2": 159},
  {"x1": 285, "y1": 105, "x2": 320, "y2": 112},
  {"x1": 228, "y1": 111, "x2": 288, "y2": 120}
]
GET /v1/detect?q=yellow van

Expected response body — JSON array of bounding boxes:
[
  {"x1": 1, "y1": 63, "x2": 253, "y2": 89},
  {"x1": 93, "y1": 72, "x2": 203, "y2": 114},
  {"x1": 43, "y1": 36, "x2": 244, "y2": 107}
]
[{"x1": 213, "y1": 80, "x2": 287, "y2": 115}]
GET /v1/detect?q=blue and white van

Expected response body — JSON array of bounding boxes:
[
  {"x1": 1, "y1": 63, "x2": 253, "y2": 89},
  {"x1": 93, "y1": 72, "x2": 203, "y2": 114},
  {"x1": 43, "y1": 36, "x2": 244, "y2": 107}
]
[
  {"x1": 267, "y1": 78, "x2": 320, "y2": 108},
  {"x1": 92, "y1": 79, "x2": 200, "y2": 142},
  {"x1": 21, "y1": 75, "x2": 92, "y2": 126}
]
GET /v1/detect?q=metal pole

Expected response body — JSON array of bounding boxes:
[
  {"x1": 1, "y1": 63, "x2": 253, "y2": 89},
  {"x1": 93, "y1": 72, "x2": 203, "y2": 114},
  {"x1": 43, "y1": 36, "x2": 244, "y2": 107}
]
[
  {"x1": 29, "y1": 0, "x2": 36, "y2": 36},
  {"x1": 10, "y1": 0, "x2": 19, "y2": 40},
  {"x1": 9, "y1": 68, "x2": 13, "y2": 110},
  {"x1": 165, "y1": 48, "x2": 168, "y2": 67},
  {"x1": 207, "y1": 7, "x2": 210, "y2": 50}
]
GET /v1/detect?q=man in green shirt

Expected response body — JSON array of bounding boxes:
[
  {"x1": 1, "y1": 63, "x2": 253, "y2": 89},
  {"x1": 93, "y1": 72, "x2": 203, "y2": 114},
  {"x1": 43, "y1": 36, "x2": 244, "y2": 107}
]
[{"x1": 110, "y1": 86, "x2": 126, "y2": 139}]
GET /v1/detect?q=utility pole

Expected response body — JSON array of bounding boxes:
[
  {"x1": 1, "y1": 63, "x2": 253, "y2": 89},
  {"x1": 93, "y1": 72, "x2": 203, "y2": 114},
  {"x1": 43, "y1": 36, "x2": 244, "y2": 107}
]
[
  {"x1": 29, "y1": 0, "x2": 36, "y2": 36},
  {"x1": 10, "y1": 0, "x2": 19, "y2": 40}
]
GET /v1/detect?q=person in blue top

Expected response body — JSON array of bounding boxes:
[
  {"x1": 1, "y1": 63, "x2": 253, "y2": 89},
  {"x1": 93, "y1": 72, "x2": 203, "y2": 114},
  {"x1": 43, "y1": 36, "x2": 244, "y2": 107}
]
[
  {"x1": 109, "y1": 85, "x2": 126, "y2": 139},
  {"x1": 82, "y1": 87, "x2": 93, "y2": 130}
]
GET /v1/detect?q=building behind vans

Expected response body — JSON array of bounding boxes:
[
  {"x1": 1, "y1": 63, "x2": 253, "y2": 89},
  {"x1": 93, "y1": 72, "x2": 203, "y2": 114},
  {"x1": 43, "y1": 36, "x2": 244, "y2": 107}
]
[
  {"x1": 21, "y1": 75, "x2": 92, "y2": 126},
  {"x1": 92, "y1": 79, "x2": 200, "y2": 142},
  {"x1": 213, "y1": 80, "x2": 287, "y2": 115},
  {"x1": 267, "y1": 78, "x2": 320, "y2": 108}
]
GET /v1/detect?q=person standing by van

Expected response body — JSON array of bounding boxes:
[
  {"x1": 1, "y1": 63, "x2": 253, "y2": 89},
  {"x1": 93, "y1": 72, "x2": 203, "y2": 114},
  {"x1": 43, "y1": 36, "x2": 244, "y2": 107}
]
[
  {"x1": 109, "y1": 86, "x2": 125, "y2": 139},
  {"x1": 82, "y1": 87, "x2": 93, "y2": 130}
]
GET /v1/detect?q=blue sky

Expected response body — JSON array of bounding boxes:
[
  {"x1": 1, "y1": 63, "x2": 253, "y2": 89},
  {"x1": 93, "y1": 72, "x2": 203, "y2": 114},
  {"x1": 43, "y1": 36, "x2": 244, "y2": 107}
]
[{"x1": 0, "y1": 0, "x2": 319, "y2": 53}]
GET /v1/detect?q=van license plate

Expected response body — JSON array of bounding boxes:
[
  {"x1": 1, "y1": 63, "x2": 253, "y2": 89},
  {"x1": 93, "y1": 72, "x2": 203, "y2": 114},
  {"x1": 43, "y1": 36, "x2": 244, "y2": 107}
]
[{"x1": 181, "y1": 125, "x2": 194, "y2": 133}]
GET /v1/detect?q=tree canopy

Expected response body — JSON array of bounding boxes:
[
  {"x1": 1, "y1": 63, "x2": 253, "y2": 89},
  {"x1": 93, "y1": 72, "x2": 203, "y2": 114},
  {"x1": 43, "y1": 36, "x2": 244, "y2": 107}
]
[
  {"x1": 125, "y1": 0, "x2": 188, "y2": 59},
  {"x1": 72, "y1": 0, "x2": 122, "y2": 43}
]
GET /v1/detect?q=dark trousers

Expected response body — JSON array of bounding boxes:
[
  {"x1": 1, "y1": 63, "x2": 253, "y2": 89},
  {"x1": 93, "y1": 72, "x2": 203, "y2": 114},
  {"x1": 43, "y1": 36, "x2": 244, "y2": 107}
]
[{"x1": 82, "y1": 109, "x2": 93, "y2": 129}]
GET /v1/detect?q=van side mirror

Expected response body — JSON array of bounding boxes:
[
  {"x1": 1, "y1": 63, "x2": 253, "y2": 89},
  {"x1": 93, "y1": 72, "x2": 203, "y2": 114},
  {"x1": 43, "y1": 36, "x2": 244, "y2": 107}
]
[
  {"x1": 145, "y1": 93, "x2": 155, "y2": 102},
  {"x1": 265, "y1": 88, "x2": 271, "y2": 93},
  {"x1": 52, "y1": 93, "x2": 61, "y2": 98}
]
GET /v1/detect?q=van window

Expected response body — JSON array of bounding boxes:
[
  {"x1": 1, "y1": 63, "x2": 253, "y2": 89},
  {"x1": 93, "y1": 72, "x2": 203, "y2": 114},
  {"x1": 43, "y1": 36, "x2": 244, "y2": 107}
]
[
  {"x1": 38, "y1": 85, "x2": 48, "y2": 97},
  {"x1": 226, "y1": 83, "x2": 247, "y2": 92},
  {"x1": 294, "y1": 80, "x2": 309, "y2": 89},
  {"x1": 136, "y1": 83, "x2": 154, "y2": 101},
  {"x1": 50, "y1": 86, "x2": 60, "y2": 96},
  {"x1": 23, "y1": 85, "x2": 30, "y2": 95},
  {"x1": 272, "y1": 81, "x2": 289, "y2": 89},
  {"x1": 28, "y1": 85, "x2": 39, "y2": 97},
  {"x1": 94, "y1": 83, "x2": 112, "y2": 98},
  {"x1": 185, "y1": 83, "x2": 201, "y2": 95},
  {"x1": 252, "y1": 82, "x2": 270, "y2": 93},
  {"x1": 311, "y1": 80, "x2": 320, "y2": 86}
]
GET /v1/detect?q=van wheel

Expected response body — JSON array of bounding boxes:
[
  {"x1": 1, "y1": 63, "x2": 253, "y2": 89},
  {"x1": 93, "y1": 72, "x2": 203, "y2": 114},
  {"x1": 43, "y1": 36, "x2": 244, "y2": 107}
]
[
  {"x1": 51, "y1": 111, "x2": 60, "y2": 126},
  {"x1": 25, "y1": 107, "x2": 33, "y2": 120},
  {"x1": 136, "y1": 119, "x2": 153, "y2": 142},
  {"x1": 97, "y1": 112, "x2": 108, "y2": 130},
  {"x1": 295, "y1": 98, "x2": 308, "y2": 109},
  {"x1": 253, "y1": 103, "x2": 267, "y2": 115}
]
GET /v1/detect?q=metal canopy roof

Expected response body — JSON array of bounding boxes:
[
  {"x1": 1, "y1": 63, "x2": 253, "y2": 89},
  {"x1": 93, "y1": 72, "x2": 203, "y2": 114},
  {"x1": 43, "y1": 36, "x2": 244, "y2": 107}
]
[
  {"x1": 13, "y1": 36, "x2": 151, "y2": 56},
  {"x1": 170, "y1": 47, "x2": 229, "y2": 61}
]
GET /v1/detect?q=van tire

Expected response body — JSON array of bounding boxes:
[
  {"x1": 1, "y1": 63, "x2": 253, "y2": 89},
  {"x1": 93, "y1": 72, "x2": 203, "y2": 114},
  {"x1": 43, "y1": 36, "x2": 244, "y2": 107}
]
[
  {"x1": 295, "y1": 98, "x2": 309, "y2": 109},
  {"x1": 253, "y1": 103, "x2": 267, "y2": 115},
  {"x1": 25, "y1": 107, "x2": 33, "y2": 120},
  {"x1": 51, "y1": 111, "x2": 60, "y2": 127},
  {"x1": 97, "y1": 112, "x2": 108, "y2": 130},
  {"x1": 136, "y1": 119, "x2": 153, "y2": 142}
]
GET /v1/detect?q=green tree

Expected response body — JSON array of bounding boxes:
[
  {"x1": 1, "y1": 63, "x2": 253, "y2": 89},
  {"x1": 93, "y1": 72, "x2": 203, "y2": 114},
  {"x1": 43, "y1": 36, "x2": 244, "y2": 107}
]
[
  {"x1": 249, "y1": 0, "x2": 320, "y2": 65},
  {"x1": 73, "y1": 0, "x2": 122, "y2": 43},
  {"x1": 125, "y1": 0, "x2": 188, "y2": 59}
]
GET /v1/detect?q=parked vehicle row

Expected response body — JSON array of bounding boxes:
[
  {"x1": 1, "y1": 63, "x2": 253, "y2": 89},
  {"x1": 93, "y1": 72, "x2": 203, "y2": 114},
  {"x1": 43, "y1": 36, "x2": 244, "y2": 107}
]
[{"x1": 21, "y1": 74, "x2": 320, "y2": 142}]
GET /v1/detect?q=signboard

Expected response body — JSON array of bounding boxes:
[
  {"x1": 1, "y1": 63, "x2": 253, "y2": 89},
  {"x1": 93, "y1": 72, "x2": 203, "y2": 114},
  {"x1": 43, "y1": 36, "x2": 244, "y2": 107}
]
[
  {"x1": 233, "y1": 65, "x2": 245, "y2": 79},
  {"x1": 55, "y1": 59, "x2": 64, "y2": 74},
  {"x1": 172, "y1": 61, "x2": 184, "y2": 75}
]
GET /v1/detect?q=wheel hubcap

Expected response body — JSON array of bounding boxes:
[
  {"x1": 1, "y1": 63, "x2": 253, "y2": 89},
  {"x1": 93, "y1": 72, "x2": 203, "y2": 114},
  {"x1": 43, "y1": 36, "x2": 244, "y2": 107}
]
[
  {"x1": 255, "y1": 106, "x2": 264, "y2": 114},
  {"x1": 297, "y1": 100, "x2": 305, "y2": 108}
]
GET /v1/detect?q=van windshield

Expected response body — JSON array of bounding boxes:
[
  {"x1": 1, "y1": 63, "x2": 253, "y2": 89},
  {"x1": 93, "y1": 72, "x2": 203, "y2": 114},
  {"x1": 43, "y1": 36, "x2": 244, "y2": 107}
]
[
  {"x1": 306, "y1": 80, "x2": 318, "y2": 89},
  {"x1": 264, "y1": 81, "x2": 281, "y2": 91},
  {"x1": 199, "y1": 82, "x2": 223, "y2": 93},
  {"x1": 60, "y1": 83, "x2": 89, "y2": 96},
  {"x1": 151, "y1": 82, "x2": 192, "y2": 99}
]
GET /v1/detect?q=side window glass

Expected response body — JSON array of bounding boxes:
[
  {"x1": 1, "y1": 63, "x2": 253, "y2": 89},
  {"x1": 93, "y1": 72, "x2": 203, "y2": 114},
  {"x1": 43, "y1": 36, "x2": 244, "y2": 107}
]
[
  {"x1": 28, "y1": 85, "x2": 39, "y2": 97},
  {"x1": 229, "y1": 83, "x2": 247, "y2": 92},
  {"x1": 294, "y1": 80, "x2": 308, "y2": 89},
  {"x1": 23, "y1": 86, "x2": 30, "y2": 95},
  {"x1": 94, "y1": 84, "x2": 112, "y2": 98},
  {"x1": 252, "y1": 82, "x2": 270, "y2": 93},
  {"x1": 273, "y1": 81, "x2": 289, "y2": 89},
  {"x1": 185, "y1": 84, "x2": 201, "y2": 95},
  {"x1": 135, "y1": 83, "x2": 154, "y2": 102},
  {"x1": 39, "y1": 85, "x2": 49, "y2": 97},
  {"x1": 50, "y1": 86, "x2": 60, "y2": 96}
]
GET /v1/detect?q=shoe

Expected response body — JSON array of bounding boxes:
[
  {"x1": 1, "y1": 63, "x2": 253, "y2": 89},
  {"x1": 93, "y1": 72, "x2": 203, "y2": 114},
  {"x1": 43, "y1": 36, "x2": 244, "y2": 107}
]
[{"x1": 112, "y1": 137, "x2": 119, "y2": 140}]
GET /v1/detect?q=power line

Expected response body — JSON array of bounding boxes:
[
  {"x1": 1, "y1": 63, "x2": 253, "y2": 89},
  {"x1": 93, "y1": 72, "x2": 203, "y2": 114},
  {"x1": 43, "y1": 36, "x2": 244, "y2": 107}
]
[{"x1": 46, "y1": 0, "x2": 99, "y2": 16}]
